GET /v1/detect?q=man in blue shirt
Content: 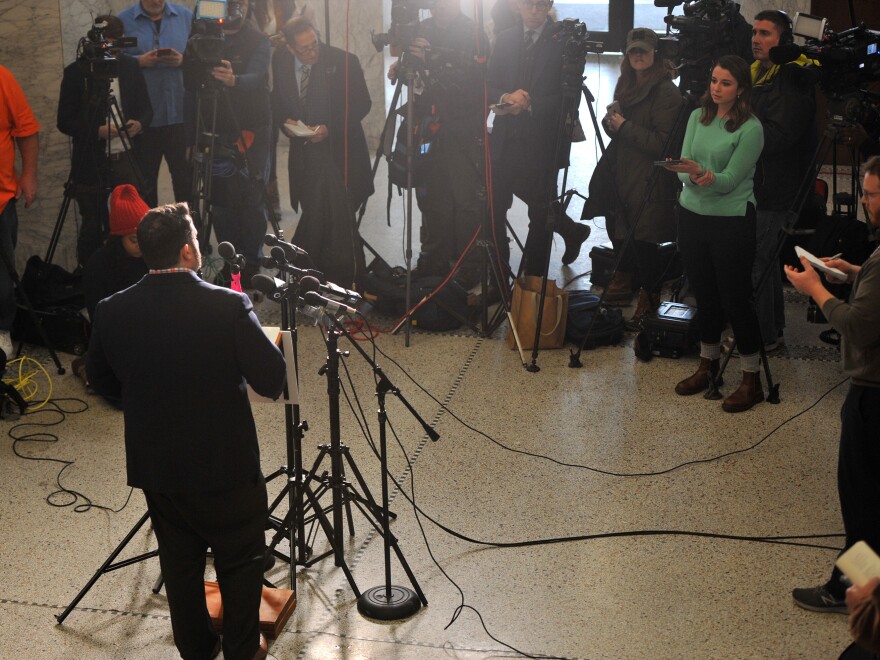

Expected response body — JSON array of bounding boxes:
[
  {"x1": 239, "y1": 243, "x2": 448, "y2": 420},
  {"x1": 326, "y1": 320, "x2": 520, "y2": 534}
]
[{"x1": 119, "y1": 0, "x2": 193, "y2": 207}]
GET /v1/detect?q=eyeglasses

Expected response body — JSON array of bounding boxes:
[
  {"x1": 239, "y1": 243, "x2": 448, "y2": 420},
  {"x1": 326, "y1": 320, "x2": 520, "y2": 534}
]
[
  {"x1": 863, "y1": 191, "x2": 880, "y2": 200},
  {"x1": 293, "y1": 42, "x2": 319, "y2": 56},
  {"x1": 522, "y1": 1, "x2": 552, "y2": 11}
]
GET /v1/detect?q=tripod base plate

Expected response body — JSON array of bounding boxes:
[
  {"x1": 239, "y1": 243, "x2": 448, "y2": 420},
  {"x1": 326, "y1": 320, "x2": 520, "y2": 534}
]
[{"x1": 357, "y1": 585, "x2": 421, "y2": 620}]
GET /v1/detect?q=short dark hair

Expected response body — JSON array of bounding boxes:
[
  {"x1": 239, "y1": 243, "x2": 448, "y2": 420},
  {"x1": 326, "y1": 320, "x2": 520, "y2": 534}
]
[
  {"x1": 94, "y1": 15, "x2": 124, "y2": 41},
  {"x1": 137, "y1": 203, "x2": 195, "y2": 269},
  {"x1": 281, "y1": 16, "x2": 318, "y2": 44},
  {"x1": 865, "y1": 156, "x2": 880, "y2": 180},
  {"x1": 754, "y1": 10, "x2": 791, "y2": 41}
]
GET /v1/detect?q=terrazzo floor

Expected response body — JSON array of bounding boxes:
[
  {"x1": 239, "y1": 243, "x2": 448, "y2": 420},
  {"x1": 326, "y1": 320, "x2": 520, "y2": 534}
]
[{"x1": 1, "y1": 56, "x2": 870, "y2": 660}]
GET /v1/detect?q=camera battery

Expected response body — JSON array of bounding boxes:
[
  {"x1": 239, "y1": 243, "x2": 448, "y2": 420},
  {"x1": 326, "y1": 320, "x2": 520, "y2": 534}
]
[{"x1": 642, "y1": 301, "x2": 697, "y2": 359}]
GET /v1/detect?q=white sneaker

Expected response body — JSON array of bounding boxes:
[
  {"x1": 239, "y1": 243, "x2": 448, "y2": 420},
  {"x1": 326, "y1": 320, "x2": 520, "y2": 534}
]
[{"x1": 0, "y1": 329, "x2": 12, "y2": 359}]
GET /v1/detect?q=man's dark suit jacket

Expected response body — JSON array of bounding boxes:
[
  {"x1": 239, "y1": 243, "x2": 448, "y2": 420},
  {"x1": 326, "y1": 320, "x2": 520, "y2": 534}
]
[
  {"x1": 57, "y1": 54, "x2": 153, "y2": 185},
  {"x1": 271, "y1": 43, "x2": 374, "y2": 210},
  {"x1": 487, "y1": 18, "x2": 566, "y2": 178},
  {"x1": 86, "y1": 271, "x2": 286, "y2": 493}
]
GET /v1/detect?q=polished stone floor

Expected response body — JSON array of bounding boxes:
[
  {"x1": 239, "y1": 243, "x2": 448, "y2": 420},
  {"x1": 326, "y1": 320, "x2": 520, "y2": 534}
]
[{"x1": 0, "y1": 56, "x2": 866, "y2": 659}]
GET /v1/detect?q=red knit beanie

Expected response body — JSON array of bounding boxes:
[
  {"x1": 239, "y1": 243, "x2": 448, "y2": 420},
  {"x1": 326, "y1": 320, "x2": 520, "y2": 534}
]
[{"x1": 109, "y1": 185, "x2": 149, "y2": 236}]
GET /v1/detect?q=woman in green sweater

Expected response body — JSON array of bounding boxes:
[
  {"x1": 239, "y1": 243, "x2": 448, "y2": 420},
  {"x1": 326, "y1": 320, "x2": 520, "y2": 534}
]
[{"x1": 663, "y1": 55, "x2": 765, "y2": 412}]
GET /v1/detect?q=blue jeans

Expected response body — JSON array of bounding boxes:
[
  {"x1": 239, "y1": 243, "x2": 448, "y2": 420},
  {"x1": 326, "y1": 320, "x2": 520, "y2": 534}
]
[{"x1": 0, "y1": 198, "x2": 18, "y2": 331}]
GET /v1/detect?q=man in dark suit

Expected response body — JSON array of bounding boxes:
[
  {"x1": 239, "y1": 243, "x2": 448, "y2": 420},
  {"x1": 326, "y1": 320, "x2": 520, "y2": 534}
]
[
  {"x1": 487, "y1": 0, "x2": 565, "y2": 276},
  {"x1": 57, "y1": 14, "x2": 153, "y2": 266},
  {"x1": 272, "y1": 16, "x2": 372, "y2": 287},
  {"x1": 86, "y1": 203, "x2": 286, "y2": 660}
]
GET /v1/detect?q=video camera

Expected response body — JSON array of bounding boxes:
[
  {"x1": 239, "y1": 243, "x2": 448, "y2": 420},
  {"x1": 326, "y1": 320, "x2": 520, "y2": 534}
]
[
  {"x1": 769, "y1": 15, "x2": 880, "y2": 102},
  {"x1": 654, "y1": 0, "x2": 752, "y2": 96},
  {"x1": 552, "y1": 18, "x2": 604, "y2": 88},
  {"x1": 187, "y1": 0, "x2": 244, "y2": 68},
  {"x1": 77, "y1": 19, "x2": 137, "y2": 81},
  {"x1": 371, "y1": 0, "x2": 436, "y2": 53}
]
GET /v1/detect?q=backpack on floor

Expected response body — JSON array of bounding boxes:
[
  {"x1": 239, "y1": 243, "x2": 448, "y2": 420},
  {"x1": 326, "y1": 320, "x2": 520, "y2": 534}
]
[{"x1": 565, "y1": 290, "x2": 624, "y2": 348}]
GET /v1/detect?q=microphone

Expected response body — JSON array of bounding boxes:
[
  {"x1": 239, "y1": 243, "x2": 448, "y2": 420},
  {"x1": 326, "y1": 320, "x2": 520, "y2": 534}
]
[
  {"x1": 264, "y1": 234, "x2": 309, "y2": 261},
  {"x1": 303, "y1": 291, "x2": 357, "y2": 317},
  {"x1": 653, "y1": 0, "x2": 683, "y2": 7},
  {"x1": 299, "y1": 275, "x2": 361, "y2": 303},
  {"x1": 250, "y1": 273, "x2": 287, "y2": 302},
  {"x1": 769, "y1": 43, "x2": 803, "y2": 65},
  {"x1": 217, "y1": 241, "x2": 247, "y2": 273}
]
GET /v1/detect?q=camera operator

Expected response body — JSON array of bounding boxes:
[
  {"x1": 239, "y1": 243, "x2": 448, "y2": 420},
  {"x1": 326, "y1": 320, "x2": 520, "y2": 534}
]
[
  {"x1": 57, "y1": 15, "x2": 153, "y2": 267},
  {"x1": 388, "y1": 0, "x2": 490, "y2": 290},
  {"x1": 785, "y1": 155, "x2": 880, "y2": 615},
  {"x1": 184, "y1": 0, "x2": 272, "y2": 284},
  {"x1": 748, "y1": 9, "x2": 818, "y2": 354},
  {"x1": 272, "y1": 16, "x2": 372, "y2": 287},
  {"x1": 487, "y1": 0, "x2": 566, "y2": 277},
  {"x1": 119, "y1": 0, "x2": 193, "y2": 207}
]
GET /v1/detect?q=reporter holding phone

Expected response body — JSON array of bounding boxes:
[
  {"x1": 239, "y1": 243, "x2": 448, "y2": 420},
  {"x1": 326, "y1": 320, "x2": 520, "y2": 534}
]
[
  {"x1": 785, "y1": 157, "x2": 880, "y2": 614},
  {"x1": 663, "y1": 55, "x2": 765, "y2": 412},
  {"x1": 596, "y1": 28, "x2": 683, "y2": 328}
]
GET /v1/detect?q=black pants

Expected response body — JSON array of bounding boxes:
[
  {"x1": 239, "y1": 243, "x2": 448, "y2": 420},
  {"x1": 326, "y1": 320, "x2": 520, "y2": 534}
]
[
  {"x1": 827, "y1": 384, "x2": 880, "y2": 597},
  {"x1": 419, "y1": 136, "x2": 484, "y2": 286},
  {"x1": 491, "y1": 162, "x2": 554, "y2": 277},
  {"x1": 139, "y1": 123, "x2": 191, "y2": 207},
  {"x1": 144, "y1": 476, "x2": 268, "y2": 660},
  {"x1": 610, "y1": 238, "x2": 668, "y2": 293},
  {"x1": 677, "y1": 204, "x2": 761, "y2": 355}
]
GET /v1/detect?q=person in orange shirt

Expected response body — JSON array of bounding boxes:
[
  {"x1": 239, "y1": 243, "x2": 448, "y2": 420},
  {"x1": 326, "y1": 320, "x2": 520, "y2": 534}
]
[{"x1": 0, "y1": 64, "x2": 39, "y2": 359}]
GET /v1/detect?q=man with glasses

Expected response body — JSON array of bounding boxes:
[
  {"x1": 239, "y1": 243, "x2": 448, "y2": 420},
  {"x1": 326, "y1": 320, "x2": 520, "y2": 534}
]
[
  {"x1": 785, "y1": 156, "x2": 880, "y2": 615},
  {"x1": 271, "y1": 16, "x2": 372, "y2": 286},
  {"x1": 487, "y1": 0, "x2": 567, "y2": 277}
]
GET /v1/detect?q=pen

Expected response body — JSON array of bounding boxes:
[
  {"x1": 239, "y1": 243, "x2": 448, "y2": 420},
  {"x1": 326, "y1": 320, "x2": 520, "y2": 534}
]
[{"x1": 828, "y1": 252, "x2": 843, "y2": 260}]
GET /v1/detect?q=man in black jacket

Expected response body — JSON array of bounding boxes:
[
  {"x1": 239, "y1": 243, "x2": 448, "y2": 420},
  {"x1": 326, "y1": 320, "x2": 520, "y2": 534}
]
[
  {"x1": 487, "y1": 0, "x2": 566, "y2": 277},
  {"x1": 749, "y1": 9, "x2": 817, "y2": 352},
  {"x1": 272, "y1": 16, "x2": 372, "y2": 286},
  {"x1": 57, "y1": 15, "x2": 153, "y2": 266},
  {"x1": 86, "y1": 202, "x2": 286, "y2": 660}
]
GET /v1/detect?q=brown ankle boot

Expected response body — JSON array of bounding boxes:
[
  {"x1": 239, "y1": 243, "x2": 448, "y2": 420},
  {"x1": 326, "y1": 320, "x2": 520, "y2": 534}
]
[
  {"x1": 675, "y1": 357, "x2": 722, "y2": 396},
  {"x1": 624, "y1": 289, "x2": 661, "y2": 331},
  {"x1": 722, "y1": 371, "x2": 765, "y2": 412},
  {"x1": 604, "y1": 271, "x2": 633, "y2": 305}
]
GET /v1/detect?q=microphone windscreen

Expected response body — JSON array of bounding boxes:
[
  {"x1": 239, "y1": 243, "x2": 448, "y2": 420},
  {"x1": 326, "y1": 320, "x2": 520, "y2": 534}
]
[
  {"x1": 299, "y1": 276, "x2": 321, "y2": 294},
  {"x1": 270, "y1": 245, "x2": 287, "y2": 262},
  {"x1": 769, "y1": 43, "x2": 802, "y2": 64},
  {"x1": 217, "y1": 241, "x2": 236, "y2": 260},
  {"x1": 250, "y1": 274, "x2": 278, "y2": 297},
  {"x1": 303, "y1": 291, "x2": 322, "y2": 307},
  {"x1": 264, "y1": 234, "x2": 279, "y2": 246}
]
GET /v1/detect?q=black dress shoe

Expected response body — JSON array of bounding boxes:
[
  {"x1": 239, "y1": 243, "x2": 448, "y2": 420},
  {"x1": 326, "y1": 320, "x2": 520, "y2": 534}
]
[{"x1": 561, "y1": 222, "x2": 591, "y2": 265}]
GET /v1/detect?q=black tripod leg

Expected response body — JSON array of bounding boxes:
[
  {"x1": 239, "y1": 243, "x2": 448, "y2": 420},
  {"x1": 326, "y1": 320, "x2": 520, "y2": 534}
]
[{"x1": 55, "y1": 511, "x2": 154, "y2": 624}]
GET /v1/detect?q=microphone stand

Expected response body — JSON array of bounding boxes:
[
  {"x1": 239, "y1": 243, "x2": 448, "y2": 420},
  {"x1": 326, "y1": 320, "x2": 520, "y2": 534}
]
[{"x1": 317, "y1": 310, "x2": 432, "y2": 619}]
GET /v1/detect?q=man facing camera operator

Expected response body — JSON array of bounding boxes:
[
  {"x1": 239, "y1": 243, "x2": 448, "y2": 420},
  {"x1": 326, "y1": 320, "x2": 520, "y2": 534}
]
[
  {"x1": 57, "y1": 15, "x2": 153, "y2": 267},
  {"x1": 487, "y1": 0, "x2": 568, "y2": 277},
  {"x1": 785, "y1": 155, "x2": 880, "y2": 614},
  {"x1": 184, "y1": 0, "x2": 272, "y2": 285},
  {"x1": 86, "y1": 203, "x2": 286, "y2": 660},
  {"x1": 749, "y1": 9, "x2": 818, "y2": 353}
]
